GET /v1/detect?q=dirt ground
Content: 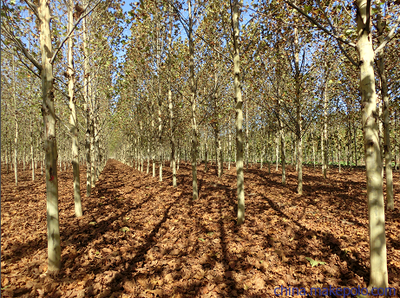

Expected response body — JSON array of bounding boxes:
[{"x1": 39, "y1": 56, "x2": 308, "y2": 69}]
[{"x1": 1, "y1": 159, "x2": 400, "y2": 297}]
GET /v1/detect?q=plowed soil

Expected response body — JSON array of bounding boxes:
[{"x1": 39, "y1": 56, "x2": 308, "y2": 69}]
[{"x1": 1, "y1": 159, "x2": 400, "y2": 297}]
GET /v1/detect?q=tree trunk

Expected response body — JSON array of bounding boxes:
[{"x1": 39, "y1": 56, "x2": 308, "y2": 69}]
[
  {"x1": 31, "y1": 113, "x2": 35, "y2": 181},
  {"x1": 82, "y1": 8, "x2": 91, "y2": 197},
  {"x1": 245, "y1": 100, "x2": 249, "y2": 170},
  {"x1": 395, "y1": 111, "x2": 398, "y2": 171},
  {"x1": 168, "y1": 87, "x2": 176, "y2": 186},
  {"x1": 354, "y1": 121, "x2": 357, "y2": 166},
  {"x1": 90, "y1": 117, "x2": 95, "y2": 188},
  {"x1": 280, "y1": 126, "x2": 286, "y2": 185},
  {"x1": 278, "y1": 101, "x2": 286, "y2": 184},
  {"x1": 6, "y1": 136, "x2": 9, "y2": 174},
  {"x1": 94, "y1": 115, "x2": 100, "y2": 181},
  {"x1": 376, "y1": 7, "x2": 394, "y2": 210},
  {"x1": 167, "y1": 8, "x2": 176, "y2": 187},
  {"x1": 228, "y1": 131, "x2": 231, "y2": 170},
  {"x1": 338, "y1": 135, "x2": 341, "y2": 173},
  {"x1": 68, "y1": 0, "x2": 82, "y2": 217},
  {"x1": 232, "y1": 0, "x2": 244, "y2": 225},
  {"x1": 294, "y1": 22, "x2": 302, "y2": 195},
  {"x1": 147, "y1": 143, "x2": 150, "y2": 174},
  {"x1": 13, "y1": 54, "x2": 18, "y2": 186},
  {"x1": 214, "y1": 127, "x2": 222, "y2": 177},
  {"x1": 23, "y1": 148, "x2": 26, "y2": 171},
  {"x1": 39, "y1": 0, "x2": 61, "y2": 272},
  {"x1": 312, "y1": 130, "x2": 315, "y2": 170},
  {"x1": 356, "y1": 0, "x2": 388, "y2": 289},
  {"x1": 188, "y1": 0, "x2": 198, "y2": 200},
  {"x1": 159, "y1": 148, "x2": 163, "y2": 181},
  {"x1": 177, "y1": 144, "x2": 180, "y2": 171},
  {"x1": 275, "y1": 132, "x2": 279, "y2": 171},
  {"x1": 204, "y1": 132, "x2": 208, "y2": 172},
  {"x1": 267, "y1": 131, "x2": 271, "y2": 174},
  {"x1": 322, "y1": 68, "x2": 329, "y2": 178}
]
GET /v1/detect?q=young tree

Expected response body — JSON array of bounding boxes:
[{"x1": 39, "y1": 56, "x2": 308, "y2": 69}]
[
  {"x1": 68, "y1": 0, "x2": 82, "y2": 217},
  {"x1": 231, "y1": 0, "x2": 245, "y2": 224},
  {"x1": 356, "y1": 0, "x2": 387, "y2": 289}
]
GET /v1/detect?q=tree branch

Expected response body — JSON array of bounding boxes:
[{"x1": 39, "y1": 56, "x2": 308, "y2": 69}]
[
  {"x1": 284, "y1": 0, "x2": 357, "y2": 48},
  {"x1": 2, "y1": 25, "x2": 43, "y2": 71},
  {"x1": 375, "y1": 13, "x2": 400, "y2": 55},
  {"x1": 23, "y1": 0, "x2": 40, "y2": 20},
  {"x1": 285, "y1": 0, "x2": 358, "y2": 67},
  {"x1": 50, "y1": 0, "x2": 103, "y2": 64}
]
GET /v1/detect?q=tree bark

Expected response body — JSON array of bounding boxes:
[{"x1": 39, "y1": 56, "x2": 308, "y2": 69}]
[
  {"x1": 311, "y1": 130, "x2": 315, "y2": 170},
  {"x1": 275, "y1": 131, "x2": 279, "y2": 171},
  {"x1": 294, "y1": 20, "x2": 303, "y2": 195},
  {"x1": 228, "y1": 131, "x2": 231, "y2": 170},
  {"x1": 245, "y1": 99, "x2": 249, "y2": 170},
  {"x1": 322, "y1": 67, "x2": 329, "y2": 179},
  {"x1": 31, "y1": 111, "x2": 35, "y2": 181},
  {"x1": 376, "y1": 6, "x2": 394, "y2": 210},
  {"x1": 90, "y1": 117, "x2": 95, "y2": 188},
  {"x1": 356, "y1": 0, "x2": 388, "y2": 289},
  {"x1": 39, "y1": 0, "x2": 61, "y2": 272},
  {"x1": 82, "y1": 7, "x2": 91, "y2": 197},
  {"x1": 167, "y1": 7, "x2": 176, "y2": 187},
  {"x1": 231, "y1": 0, "x2": 244, "y2": 225},
  {"x1": 94, "y1": 115, "x2": 100, "y2": 181},
  {"x1": 354, "y1": 121, "x2": 357, "y2": 166},
  {"x1": 68, "y1": 0, "x2": 82, "y2": 217},
  {"x1": 147, "y1": 143, "x2": 150, "y2": 174},
  {"x1": 280, "y1": 124, "x2": 286, "y2": 185},
  {"x1": 188, "y1": 0, "x2": 198, "y2": 200},
  {"x1": 13, "y1": 53, "x2": 18, "y2": 186}
]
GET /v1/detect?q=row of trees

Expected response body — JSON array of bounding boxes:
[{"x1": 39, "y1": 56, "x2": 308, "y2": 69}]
[
  {"x1": 112, "y1": 0, "x2": 400, "y2": 291},
  {"x1": 2, "y1": 0, "x2": 399, "y2": 292},
  {"x1": 1, "y1": 0, "x2": 124, "y2": 272}
]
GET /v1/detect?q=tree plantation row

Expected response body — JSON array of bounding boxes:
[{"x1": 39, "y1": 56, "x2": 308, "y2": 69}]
[{"x1": 1, "y1": 0, "x2": 400, "y2": 294}]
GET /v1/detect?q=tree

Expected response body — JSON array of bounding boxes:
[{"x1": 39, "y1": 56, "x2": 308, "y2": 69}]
[
  {"x1": 68, "y1": 0, "x2": 83, "y2": 217},
  {"x1": 188, "y1": 0, "x2": 199, "y2": 200},
  {"x1": 356, "y1": 0, "x2": 388, "y2": 290},
  {"x1": 231, "y1": 0, "x2": 245, "y2": 225},
  {"x1": 38, "y1": 0, "x2": 61, "y2": 273}
]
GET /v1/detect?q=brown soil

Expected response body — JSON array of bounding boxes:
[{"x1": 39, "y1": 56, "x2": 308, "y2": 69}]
[{"x1": 1, "y1": 159, "x2": 400, "y2": 297}]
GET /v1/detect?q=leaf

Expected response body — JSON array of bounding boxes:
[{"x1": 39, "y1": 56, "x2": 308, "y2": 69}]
[
  {"x1": 120, "y1": 227, "x2": 130, "y2": 232},
  {"x1": 305, "y1": 257, "x2": 326, "y2": 267},
  {"x1": 198, "y1": 238, "x2": 205, "y2": 242},
  {"x1": 89, "y1": 221, "x2": 97, "y2": 225}
]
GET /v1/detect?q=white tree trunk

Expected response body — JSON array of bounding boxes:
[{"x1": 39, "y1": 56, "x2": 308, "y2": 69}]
[
  {"x1": 322, "y1": 69, "x2": 329, "y2": 178},
  {"x1": 39, "y1": 0, "x2": 61, "y2": 272},
  {"x1": 188, "y1": 0, "x2": 198, "y2": 200},
  {"x1": 376, "y1": 7, "x2": 394, "y2": 210},
  {"x1": 13, "y1": 54, "x2": 18, "y2": 186},
  {"x1": 82, "y1": 8, "x2": 91, "y2": 197},
  {"x1": 232, "y1": 0, "x2": 244, "y2": 225},
  {"x1": 356, "y1": 0, "x2": 388, "y2": 289},
  {"x1": 68, "y1": 0, "x2": 82, "y2": 217}
]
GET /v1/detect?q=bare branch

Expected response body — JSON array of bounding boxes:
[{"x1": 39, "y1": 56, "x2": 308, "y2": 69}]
[
  {"x1": 284, "y1": 0, "x2": 357, "y2": 48},
  {"x1": 285, "y1": 0, "x2": 358, "y2": 67},
  {"x1": 375, "y1": 14, "x2": 400, "y2": 55},
  {"x1": 23, "y1": 0, "x2": 40, "y2": 20},
  {"x1": 15, "y1": 51, "x2": 41, "y2": 79},
  {"x1": 50, "y1": 0, "x2": 103, "y2": 64},
  {"x1": 2, "y1": 25, "x2": 43, "y2": 71}
]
